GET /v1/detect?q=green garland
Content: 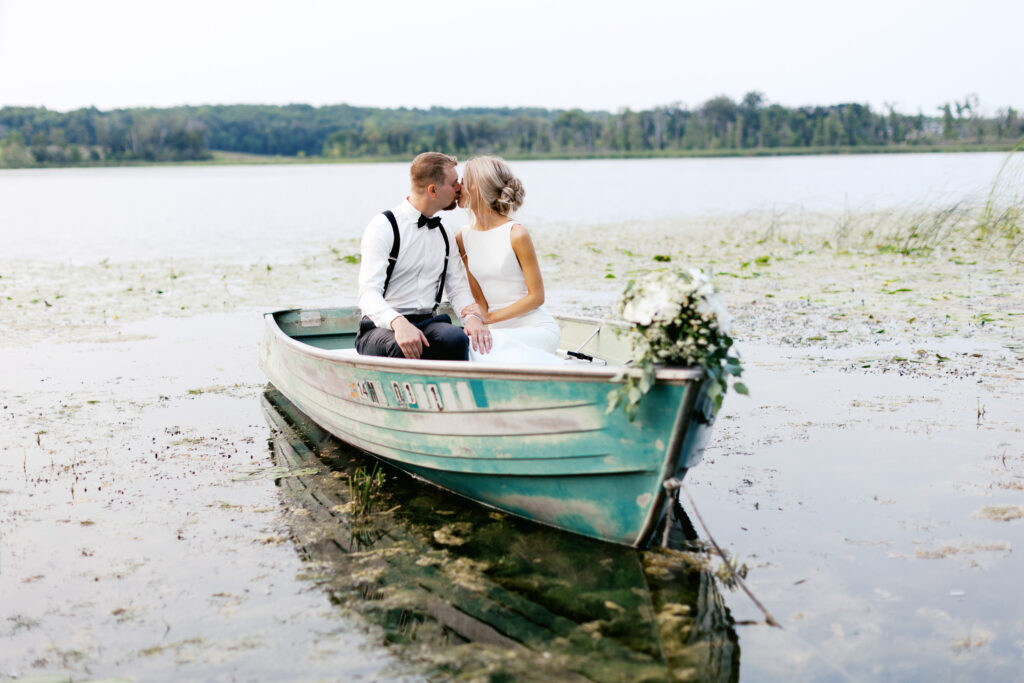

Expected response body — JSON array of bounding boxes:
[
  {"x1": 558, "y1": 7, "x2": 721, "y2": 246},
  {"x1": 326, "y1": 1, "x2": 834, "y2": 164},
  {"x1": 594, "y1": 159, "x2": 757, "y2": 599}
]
[{"x1": 607, "y1": 269, "x2": 747, "y2": 421}]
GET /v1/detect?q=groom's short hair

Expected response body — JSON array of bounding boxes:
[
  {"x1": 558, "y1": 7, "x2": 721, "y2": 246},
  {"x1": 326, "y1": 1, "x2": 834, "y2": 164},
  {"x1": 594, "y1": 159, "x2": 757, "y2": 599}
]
[{"x1": 411, "y1": 152, "x2": 457, "y2": 191}]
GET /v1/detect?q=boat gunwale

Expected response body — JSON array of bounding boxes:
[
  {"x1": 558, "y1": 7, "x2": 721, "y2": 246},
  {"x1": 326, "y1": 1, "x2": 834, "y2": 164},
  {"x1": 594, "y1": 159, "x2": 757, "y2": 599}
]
[{"x1": 264, "y1": 310, "x2": 704, "y2": 384}]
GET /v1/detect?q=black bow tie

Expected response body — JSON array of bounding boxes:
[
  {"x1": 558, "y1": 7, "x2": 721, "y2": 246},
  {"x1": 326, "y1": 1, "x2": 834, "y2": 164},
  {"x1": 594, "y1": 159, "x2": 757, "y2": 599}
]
[{"x1": 417, "y1": 214, "x2": 442, "y2": 230}]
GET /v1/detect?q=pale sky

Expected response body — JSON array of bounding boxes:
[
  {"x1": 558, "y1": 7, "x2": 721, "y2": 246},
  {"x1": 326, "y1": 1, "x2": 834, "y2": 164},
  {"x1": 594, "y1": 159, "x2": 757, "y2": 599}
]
[{"x1": 0, "y1": 0, "x2": 1020, "y2": 115}]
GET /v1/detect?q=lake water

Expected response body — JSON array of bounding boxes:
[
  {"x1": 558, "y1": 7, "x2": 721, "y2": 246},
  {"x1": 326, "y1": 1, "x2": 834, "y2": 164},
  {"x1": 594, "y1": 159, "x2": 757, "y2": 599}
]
[
  {"x1": 2, "y1": 153, "x2": 1022, "y2": 680},
  {"x1": 0, "y1": 152, "x2": 1012, "y2": 263}
]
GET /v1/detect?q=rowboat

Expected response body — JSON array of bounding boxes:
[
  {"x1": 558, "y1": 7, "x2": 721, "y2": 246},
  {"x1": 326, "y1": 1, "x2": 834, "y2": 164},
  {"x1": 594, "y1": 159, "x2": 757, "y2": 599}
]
[{"x1": 258, "y1": 306, "x2": 718, "y2": 547}]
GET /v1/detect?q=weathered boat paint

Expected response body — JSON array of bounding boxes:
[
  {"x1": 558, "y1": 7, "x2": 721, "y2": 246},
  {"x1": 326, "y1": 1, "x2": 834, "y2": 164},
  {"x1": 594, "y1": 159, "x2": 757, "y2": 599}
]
[{"x1": 259, "y1": 307, "x2": 716, "y2": 546}]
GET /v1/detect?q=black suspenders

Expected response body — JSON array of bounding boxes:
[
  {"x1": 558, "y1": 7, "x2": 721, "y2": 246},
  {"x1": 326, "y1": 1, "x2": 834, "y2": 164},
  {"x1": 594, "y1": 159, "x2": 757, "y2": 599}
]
[
  {"x1": 381, "y1": 210, "x2": 401, "y2": 296},
  {"x1": 380, "y1": 210, "x2": 449, "y2": 315},
  {"x1": 433, "y1": 227, "x2": 449, "y2": 314}
]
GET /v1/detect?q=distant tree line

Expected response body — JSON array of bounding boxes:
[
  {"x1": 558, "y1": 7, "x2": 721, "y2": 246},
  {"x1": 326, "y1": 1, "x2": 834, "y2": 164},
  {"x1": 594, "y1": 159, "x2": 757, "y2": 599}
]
[
  {"x1": 0, "y1": 107, "x2": 208, "y2": 165},
  {"x1": 2, "y1": 93, "x2": 1022, "y2": 168}
]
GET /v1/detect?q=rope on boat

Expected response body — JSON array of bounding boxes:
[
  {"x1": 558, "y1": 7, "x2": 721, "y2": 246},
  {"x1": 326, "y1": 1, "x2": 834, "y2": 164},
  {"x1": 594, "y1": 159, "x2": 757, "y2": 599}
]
[
  {"x1": 574, "y1": 326, "x2": 601, "y2": 353},
  {"x1": 664, "y1": 477, "x2": 782, "y2": 629}
]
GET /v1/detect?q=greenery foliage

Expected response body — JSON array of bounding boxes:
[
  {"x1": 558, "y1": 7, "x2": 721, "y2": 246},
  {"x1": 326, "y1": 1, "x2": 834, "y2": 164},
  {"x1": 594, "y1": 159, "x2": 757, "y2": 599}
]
[
  {"x1": 607, "y1": 269, "x2": 746, "y2": 422},
  {"x1": 348, "y1": 463, "x2": 387, "y2": 516},
  {"x1": 0, "y1": 106, "x2": 209, "y2": 166},
  {"x1": 3, "y1": 93, "x2": 1023, "y2": 168}
]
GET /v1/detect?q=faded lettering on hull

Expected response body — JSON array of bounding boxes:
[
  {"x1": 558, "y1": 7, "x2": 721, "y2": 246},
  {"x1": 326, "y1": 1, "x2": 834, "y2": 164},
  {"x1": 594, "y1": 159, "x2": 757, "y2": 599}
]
[
  {"x1": 426, "y1": 384, "x2": 444, "y2": 411},
  {"x1": 403, "y1": 382, "x2": 417, "y2": 407},
  {"x1": 391, "y1": 381, "x2": 406, "y2": 407}
]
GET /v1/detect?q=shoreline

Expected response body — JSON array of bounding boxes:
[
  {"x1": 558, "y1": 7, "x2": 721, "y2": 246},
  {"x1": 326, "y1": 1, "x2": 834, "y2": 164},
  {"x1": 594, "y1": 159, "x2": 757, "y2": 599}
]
[{"x1": 0, "y1": 143, "x2": 1019, "y2": 171}]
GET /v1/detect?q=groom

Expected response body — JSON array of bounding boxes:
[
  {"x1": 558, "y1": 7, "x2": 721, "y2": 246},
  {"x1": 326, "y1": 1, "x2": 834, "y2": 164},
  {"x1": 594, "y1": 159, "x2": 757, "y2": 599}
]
[{"x1": 355, "y1": 152, "x2": 491, "y2": 360}]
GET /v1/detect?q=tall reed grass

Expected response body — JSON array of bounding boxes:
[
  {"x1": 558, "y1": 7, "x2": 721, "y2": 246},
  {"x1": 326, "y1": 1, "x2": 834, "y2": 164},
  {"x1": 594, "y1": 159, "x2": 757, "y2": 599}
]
[
  {"x1": 979, "y1": 140, "x2": 1024, "y2": 256},
  {"x1": 737, "y1": 144, "x2": 1024, "y2": 261}
]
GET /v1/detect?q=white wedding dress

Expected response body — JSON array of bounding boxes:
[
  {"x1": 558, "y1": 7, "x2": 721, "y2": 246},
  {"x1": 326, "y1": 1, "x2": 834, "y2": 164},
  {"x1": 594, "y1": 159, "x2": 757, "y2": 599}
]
[{"x1": 461, "y1": 221, "x2": 562, "y2": 365}]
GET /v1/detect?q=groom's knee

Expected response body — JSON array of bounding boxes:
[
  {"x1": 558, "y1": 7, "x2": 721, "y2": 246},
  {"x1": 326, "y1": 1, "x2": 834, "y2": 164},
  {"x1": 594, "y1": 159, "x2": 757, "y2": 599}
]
[
  {"x1": 423, "y1": 322, "x2": 469, "y2": 361},
  {"x1": 355, "y1": 327, "x2": 404, "y2": 358}
]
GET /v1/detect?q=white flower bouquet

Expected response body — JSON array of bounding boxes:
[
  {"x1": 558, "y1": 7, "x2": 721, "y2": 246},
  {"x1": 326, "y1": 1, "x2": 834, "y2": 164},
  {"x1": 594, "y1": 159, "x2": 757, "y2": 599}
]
[{"x1": 608, "y1": 268, "x2": 746, "y2": 420}]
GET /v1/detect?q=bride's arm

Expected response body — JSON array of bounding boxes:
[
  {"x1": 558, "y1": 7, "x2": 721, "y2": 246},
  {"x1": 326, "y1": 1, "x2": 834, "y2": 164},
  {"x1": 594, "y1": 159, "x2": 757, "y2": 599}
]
[
  {"x1": 483, "y1": 224, "x2": 545, "y2": 325},
  {"x1": 456, "y1": 232, "x2": 489, "y2": 319}
]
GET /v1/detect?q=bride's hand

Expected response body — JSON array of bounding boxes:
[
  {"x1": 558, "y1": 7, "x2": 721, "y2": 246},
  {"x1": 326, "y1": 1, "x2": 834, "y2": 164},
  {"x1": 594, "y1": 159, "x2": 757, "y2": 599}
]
[
  {"x1": 462, "y1": 316, "x2": 492, "y2": 354},
  {"x1": 461, "y1": 303, "x2": 487, "y2": 323}
]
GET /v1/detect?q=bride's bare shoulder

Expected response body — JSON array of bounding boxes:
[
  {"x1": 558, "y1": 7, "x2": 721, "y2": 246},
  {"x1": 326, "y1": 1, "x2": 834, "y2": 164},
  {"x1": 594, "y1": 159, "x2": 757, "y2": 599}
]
[{"x1": 509, "y1": 223, "x2": 535, "y2": 249}]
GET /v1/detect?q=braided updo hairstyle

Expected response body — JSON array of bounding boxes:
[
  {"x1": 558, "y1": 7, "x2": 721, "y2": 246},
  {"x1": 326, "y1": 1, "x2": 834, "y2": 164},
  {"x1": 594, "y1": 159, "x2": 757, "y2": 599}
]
[{"x1": 463, "y1": 156, "x2": 525, "y2": 220}]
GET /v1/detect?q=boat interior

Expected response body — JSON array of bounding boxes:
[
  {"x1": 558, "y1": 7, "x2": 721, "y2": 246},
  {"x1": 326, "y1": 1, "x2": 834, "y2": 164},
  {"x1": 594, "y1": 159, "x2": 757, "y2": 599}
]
[{"x1": 272, "y1": 307, "x2": 633, "y2": 365}]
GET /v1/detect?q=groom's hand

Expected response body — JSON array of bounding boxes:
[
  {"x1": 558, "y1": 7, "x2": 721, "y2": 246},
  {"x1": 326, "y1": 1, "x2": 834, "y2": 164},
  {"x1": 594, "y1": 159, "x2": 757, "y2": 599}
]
[
  {"x1": 392, "y1": 317, "x2": 429, "y2": 359},
  {"x1": 463, "y1": 316, "x2": 492, "y2": 354}
]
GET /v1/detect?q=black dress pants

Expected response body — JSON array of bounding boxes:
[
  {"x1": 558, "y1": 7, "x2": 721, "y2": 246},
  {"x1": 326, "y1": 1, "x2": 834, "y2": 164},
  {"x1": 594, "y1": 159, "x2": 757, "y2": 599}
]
[{"x1": 354, "y1": 314, "x2": 469, "y2": 361}]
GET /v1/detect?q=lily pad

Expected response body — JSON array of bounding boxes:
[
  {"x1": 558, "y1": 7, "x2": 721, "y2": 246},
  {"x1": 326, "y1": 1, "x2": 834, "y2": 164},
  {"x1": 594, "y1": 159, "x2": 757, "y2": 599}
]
[{"x1": 975, "y1": 505, "x2": 1024, "y2": 522}]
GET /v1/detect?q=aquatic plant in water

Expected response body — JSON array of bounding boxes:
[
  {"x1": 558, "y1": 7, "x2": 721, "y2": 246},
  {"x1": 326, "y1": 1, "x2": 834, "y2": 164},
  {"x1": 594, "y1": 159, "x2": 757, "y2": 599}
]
[
  {"x1": 979, "y1": 140, "x2": 1024, "y2": 252},
  {"x1": 348, "y1": 464, "x2": 387, "y2": 516},
  {"x1": 607, "y1": 268, "x2": 747, "y2": 421},
  {"x1": 869, "y1": 144, "x2": 1024, "y2": 257}
]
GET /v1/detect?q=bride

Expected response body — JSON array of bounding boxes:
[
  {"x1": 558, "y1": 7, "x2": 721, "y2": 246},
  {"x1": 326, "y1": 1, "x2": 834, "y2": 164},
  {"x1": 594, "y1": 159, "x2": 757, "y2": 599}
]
[{"x1": 456, "y1": 156, "x2": 561, "y2": 364}]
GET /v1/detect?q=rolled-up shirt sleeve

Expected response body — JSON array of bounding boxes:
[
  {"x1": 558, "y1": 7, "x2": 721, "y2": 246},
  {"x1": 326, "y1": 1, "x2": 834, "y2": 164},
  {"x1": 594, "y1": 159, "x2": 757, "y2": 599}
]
[
  {"x1": 357, "y1": 215, "x2": 401, "y2": 329},
  {"x1": 443, "y1": 242, "x2": 478, "y2": 322}
]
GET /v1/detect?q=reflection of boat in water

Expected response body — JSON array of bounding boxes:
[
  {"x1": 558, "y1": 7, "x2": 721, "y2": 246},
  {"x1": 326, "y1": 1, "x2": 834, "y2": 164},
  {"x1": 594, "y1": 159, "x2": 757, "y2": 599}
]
[
  {"x1": 262, "y1": 388, "x2": 739, "y2": 681},
  {"x1": 258, "y1": 307, "x2": 717, "y2": 547}
]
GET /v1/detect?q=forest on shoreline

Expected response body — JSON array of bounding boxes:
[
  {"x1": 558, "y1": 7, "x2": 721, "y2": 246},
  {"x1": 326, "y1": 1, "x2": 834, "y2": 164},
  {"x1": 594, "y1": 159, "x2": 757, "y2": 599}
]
[{"x1": 2, "y1": 93, "x2": 1022, "y2": 168}]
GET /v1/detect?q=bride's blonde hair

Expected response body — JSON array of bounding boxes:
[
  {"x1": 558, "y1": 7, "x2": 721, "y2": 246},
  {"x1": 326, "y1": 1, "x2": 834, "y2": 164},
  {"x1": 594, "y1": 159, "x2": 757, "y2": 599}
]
[{"x1": 463, "y1": 156, "x2": 525, "y2": 220}]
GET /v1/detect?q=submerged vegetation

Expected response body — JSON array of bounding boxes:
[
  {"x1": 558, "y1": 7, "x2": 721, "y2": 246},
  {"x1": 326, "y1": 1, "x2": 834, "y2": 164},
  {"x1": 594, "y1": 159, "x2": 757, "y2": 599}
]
[
  {"x1": 2, "y1": 92, "x2": 1023, "y2": 168},
  {"x1": 266, "y1": 388, "x2": 741, "y2": 681}
]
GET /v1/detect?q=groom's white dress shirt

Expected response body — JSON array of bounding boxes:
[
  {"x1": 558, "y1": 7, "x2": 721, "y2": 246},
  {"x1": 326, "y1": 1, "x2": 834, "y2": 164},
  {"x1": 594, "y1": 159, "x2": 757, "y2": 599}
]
[{"x1": 357, "y1": 199, "x2": 476, "y2": 329}]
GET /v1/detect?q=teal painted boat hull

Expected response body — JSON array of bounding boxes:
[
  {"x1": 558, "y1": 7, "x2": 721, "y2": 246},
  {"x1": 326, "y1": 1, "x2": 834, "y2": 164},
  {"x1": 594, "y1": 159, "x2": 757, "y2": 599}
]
[{"x1": 259, "y1": 307, "x2": 716, "y2": 547}]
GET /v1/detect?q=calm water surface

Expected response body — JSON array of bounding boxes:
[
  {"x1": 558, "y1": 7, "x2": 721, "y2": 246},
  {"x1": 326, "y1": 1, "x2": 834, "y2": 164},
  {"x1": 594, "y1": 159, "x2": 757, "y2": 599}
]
[
  {"x1": 2, "y1": 153, "x2": 1021, "y2": 680},
  {"x1": 0, "y1": 152, "x2": 1011, "y2": 263}
]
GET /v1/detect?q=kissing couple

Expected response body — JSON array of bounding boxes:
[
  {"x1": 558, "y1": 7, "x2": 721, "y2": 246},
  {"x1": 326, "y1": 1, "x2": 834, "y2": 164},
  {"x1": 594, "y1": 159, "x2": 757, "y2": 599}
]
[{"x1": 355, "y1": 152, "x2": 560, "y2": 365}]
